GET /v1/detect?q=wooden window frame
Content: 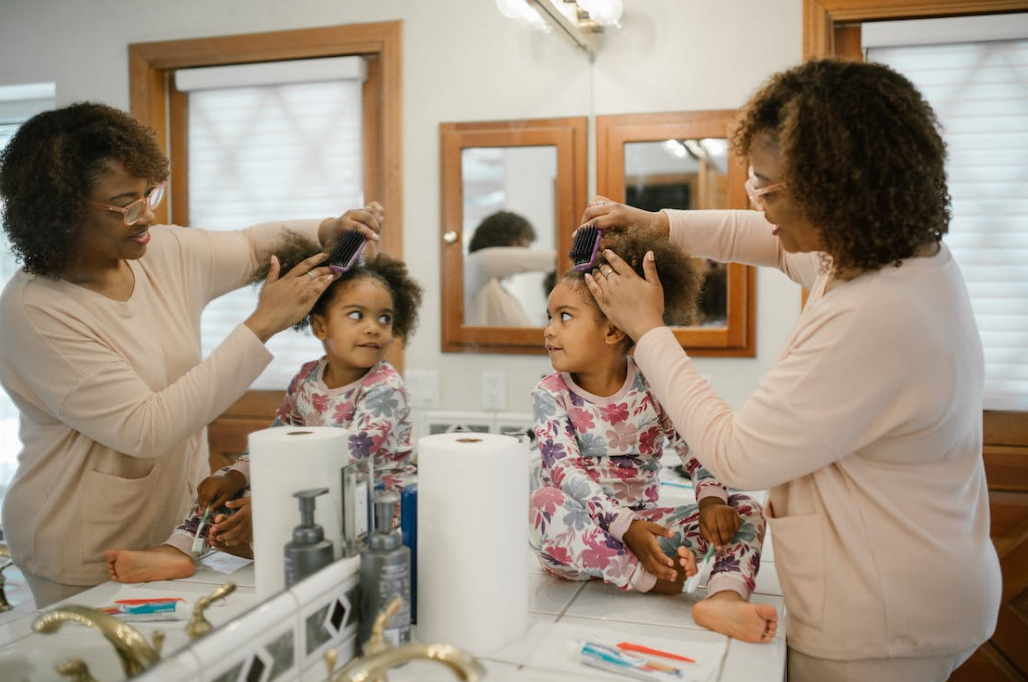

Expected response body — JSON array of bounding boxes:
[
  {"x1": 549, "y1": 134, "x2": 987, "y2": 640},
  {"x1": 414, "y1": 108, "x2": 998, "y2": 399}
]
[{"x1": 127, "y1": 22, "x2": 403, "y2": 460}]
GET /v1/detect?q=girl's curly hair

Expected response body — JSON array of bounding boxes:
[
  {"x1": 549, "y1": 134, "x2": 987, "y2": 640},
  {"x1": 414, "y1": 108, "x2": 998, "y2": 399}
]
[
  {"x1": 564, "y1": 230, "x2": 702, "y2": 330},
  {"x1": 253, "y1": 232, "x2": 423, "y2": 346},
  {"x1": 731, "y1": 58, "x2": 949, "y2": 275},
  {"x1": 0, "y1": 102, "x2": 170, "y2": 278}
]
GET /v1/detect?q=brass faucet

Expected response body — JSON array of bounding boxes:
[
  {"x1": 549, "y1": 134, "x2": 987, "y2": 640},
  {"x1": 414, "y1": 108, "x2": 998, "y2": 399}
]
[
  {"x1": 33, "y1": 605, "x2": 164, "y2": 677},
  {"x1": 323, "y1": 597, "x2": 485, "y2": 682},
  {"x1": 186, "y1": 581, "x2": 236, "y2": 640},
  {"x1": 56, "y1": 658, "x2": 100, "y2": 682}
]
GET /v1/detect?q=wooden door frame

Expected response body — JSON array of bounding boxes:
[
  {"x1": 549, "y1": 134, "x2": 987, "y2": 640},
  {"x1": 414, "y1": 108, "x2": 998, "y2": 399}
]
[{"x1": 127, "y1": 22, "x2": 403, "y2": 459}]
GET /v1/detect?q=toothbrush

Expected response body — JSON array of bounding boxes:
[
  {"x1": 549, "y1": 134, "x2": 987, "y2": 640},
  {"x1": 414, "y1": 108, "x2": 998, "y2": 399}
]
[
  {"x1": 569, "y1": 225, "x2": 603, "y2": 271},
  {"x1": 328, "y1": 231, "x2": 368, "y2": 273},
  {"x1": 683, "y1": 545, "x2": 716, "y2": 593},
  {"x1": 191, "y1": 505, "x2": 211, "y2": 554}
]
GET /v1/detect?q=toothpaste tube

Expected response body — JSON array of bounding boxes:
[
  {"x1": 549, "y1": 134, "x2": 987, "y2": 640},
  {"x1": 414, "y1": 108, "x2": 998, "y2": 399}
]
[
  {"x1": 99, "y1": 598, "x2": 185, "y2": 622},
  {"x1": 683, "y1": 546, "x2": 716, "y2": 594}
]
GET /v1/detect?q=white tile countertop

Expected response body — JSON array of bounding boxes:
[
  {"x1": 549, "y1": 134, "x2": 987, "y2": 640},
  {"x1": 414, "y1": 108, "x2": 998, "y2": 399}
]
[
  {"x1": 0, "y1": 458, "x2": 786, "y2": 681},
  {"x1": 388, "y1": 471, "x2": 785, "y2": 682}
]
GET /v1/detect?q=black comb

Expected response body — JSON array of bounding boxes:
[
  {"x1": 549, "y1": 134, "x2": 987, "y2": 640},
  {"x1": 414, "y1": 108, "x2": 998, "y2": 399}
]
[
  {"x1": 328, "y1": 231, "x2": 368, "y2": 274},
  {"x1": 570, "y1": 225, "x2": 603, "y2": 271}
]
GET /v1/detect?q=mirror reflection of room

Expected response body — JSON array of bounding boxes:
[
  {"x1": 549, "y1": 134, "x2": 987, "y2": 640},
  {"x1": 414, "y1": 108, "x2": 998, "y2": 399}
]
[
  {"x1": 625, "y1": 138, "x2": 730, "y2": 327},
  {"x1": 461, "y1": 146, "x2": 557, "y2": 327}
]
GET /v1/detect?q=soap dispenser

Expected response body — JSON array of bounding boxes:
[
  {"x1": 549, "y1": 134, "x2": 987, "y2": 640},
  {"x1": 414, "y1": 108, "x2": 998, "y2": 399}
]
[
  {"x1": 358, "y1": 489, "x2": 411, "y2": 651},
  {"x1": 284, "y1": 487, "x2": 335, "y2": 587}
]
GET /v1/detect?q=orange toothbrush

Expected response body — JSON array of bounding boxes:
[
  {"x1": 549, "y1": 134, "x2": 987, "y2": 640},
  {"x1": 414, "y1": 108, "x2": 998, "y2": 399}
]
[{"x1": 616, "y1": 641, "x2": 696, "y2": 663}]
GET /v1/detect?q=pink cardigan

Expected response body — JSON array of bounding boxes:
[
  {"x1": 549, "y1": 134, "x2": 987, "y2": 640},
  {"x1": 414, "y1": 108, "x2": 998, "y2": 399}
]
[{"x1": 634, "y1": 209, "x2": 1001, "y2": 659}]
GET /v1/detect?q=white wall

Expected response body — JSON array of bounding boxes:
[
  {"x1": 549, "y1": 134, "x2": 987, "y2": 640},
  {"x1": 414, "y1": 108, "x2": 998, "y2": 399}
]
[{"x1": 0, "y1": 0, "x2": 805, "y2": 416}]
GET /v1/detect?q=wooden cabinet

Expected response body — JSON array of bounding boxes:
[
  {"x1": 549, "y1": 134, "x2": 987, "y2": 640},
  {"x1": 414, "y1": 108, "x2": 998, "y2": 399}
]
[{"x1": 952, "y1": 411, "x2": 1028, "y2": 682}]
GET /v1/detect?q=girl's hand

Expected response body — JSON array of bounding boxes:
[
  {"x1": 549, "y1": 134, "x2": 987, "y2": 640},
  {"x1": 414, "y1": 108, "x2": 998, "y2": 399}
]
[
  {"x1": 210, "y1": 498, "x2": 253, "y2": 548},
  {"x1": 623, "y1": 519, "x2": 678, "y2": 582},
  {"x1": 319, "y1": 202, "x2": 385, "y2": 256},
  {"x1": 244, "y1": 252, "x2": 338, "y2": 342},
  {"x1": 196, "y1": 470, "x2": 246, "y2": 511},
  {"x1": 698, "y1": 498, "x2": 741, "y2": 551},
  {"x1": 578, "y1": 196, "x2": 670, "y2": 243},
  {"x1": 585, "y1": 249, "x2": 666, "y2": 342}
]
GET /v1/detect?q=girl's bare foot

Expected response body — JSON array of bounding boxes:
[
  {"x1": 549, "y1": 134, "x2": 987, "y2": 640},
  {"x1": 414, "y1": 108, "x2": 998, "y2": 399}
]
[
  {"x1": 692, "y1": 590, "x2": 778, "y2": 643},
  {"x1": 104, "y1": 546, "x2": 195, "y2": 583}
]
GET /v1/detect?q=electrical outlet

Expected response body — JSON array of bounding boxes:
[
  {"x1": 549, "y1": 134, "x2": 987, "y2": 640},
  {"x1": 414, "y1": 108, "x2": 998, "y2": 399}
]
[
  {"x1": 404, "y1": 369, "x2": 439, "y2": 409},
  {"x1": 482, "y1": 370, "x2": 506, "y2": 411}
]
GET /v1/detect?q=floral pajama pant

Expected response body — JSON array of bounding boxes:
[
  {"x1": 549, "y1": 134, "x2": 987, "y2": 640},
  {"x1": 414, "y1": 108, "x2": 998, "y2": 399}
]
[{"x1": 529, "y1": 485, "x2": 765, "y2": 597}]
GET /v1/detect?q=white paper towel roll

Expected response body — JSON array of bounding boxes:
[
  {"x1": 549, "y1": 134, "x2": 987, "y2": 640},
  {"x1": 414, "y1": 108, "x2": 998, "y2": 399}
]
[
  {"x1": 417, "y1": 432, "x2": 529, "y2": 654},
  {"x1": 249, "y1": 426, "x2": 350, "y2": 600}
]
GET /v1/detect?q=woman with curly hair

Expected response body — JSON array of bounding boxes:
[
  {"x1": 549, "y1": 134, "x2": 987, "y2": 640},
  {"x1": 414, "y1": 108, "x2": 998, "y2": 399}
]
[
  {"x1": 0, "y1": 101, "x2": 381, "y2": 606},
  {"x1": 105, "y1": 235, "x2": 422, "y2": 584},
  {"x1": 580, "y1": 59, "x2": 1000, "y2": 681}
]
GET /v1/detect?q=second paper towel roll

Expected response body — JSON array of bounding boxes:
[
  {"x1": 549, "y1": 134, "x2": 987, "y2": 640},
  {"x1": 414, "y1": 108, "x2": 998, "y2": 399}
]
[
  {"x1": 417, "y1": 432, "x2": 529, "y2": 654},
  {"x1": 249, "y1": 426, "x2": 350, "y2": 600}
]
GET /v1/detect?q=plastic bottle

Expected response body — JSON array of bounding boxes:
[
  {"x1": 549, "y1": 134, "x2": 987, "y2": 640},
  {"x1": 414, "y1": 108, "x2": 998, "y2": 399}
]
[
  {"x1": 283, "y1": 487, "x2": 335, "y2": 587},
  {"x1": 358, "y1": 490, "x2": 411, "y2": 650}
]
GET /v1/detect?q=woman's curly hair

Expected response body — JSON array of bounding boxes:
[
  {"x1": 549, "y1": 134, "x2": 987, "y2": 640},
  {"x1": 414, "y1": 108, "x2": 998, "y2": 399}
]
[
  {"x1": 0, "y1": 102, "x2": 170, "y2": 278},
  {"x1": 253, "y1": 232, "x2": 423, "y2": 346},
  {"x1": 468, "y1": 211, "x2": 536, "y2": 252},
  {"x1": 731, "y1": 58, "x2": 949, "y2": 275},
  {"x1": 564, "y1": 230, "x2": 702, "y2": 330}
]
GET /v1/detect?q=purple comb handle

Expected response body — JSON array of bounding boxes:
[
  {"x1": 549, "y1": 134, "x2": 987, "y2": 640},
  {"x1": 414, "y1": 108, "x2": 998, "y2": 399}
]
[{"x1": 571, "y1": 226, "x2": 603, "y2": 271}]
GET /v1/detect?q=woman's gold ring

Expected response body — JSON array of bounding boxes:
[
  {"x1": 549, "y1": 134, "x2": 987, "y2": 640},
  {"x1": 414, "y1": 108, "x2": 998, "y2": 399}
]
[{"x1": 307, "y1": 271, "x2": 316, "y2": 281}]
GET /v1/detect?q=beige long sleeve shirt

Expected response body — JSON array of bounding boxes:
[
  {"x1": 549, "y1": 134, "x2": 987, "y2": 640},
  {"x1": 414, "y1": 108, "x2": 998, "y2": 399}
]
[
  {"x1": 0, "y1": 220, "x2": 321, "y2": 586},
  {"x1": 634, "y1": 210, "x2": 1001, "y2": 659}
]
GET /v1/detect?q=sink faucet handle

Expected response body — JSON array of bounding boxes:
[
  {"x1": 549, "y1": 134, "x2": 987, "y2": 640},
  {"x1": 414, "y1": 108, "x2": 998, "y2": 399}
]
[
  {"x1": 56, "y1": 658, "x2": 100, "y2": 682},
  {"x1": 151, "y1": 629, "x2": 166, "y2": 658},
  {"x1": 324, "y1": 648, "x2": 339, "y2": 678},
  {"x1": 365, "y1": 596, "x2": 404, "y2": 657},
  {"x1": 0, "y1": 556, "x2": 13, "y2": 613},
  {"x1": 187, "y1": 581, "x2": 237, "y2": 640}
]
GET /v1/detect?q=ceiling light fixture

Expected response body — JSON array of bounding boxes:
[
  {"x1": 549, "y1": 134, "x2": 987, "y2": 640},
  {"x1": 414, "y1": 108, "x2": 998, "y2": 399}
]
[{"x1": 497, "y1": 0, "x2": 623, "y2": 53}]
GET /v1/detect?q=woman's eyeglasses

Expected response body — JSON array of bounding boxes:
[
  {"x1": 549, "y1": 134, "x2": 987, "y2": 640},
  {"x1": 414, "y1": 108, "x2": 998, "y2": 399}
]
[
  {"x1": 744, "y1": 167, "x2": 785, "y2": 211},
  {"x1": 90, "y1": 182, "x2": 166, "y2": 226}
]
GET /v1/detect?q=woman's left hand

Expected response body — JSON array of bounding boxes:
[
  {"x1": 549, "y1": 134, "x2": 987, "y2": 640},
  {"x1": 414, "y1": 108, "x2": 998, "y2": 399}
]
[
  {"x1": 698, "y1": 498, "x2": 741, "y2": 552},
  {"x1": 585, "y1": 249, "x2": 666, "y2": 342},
  {"x1": 209, "y1": 497, "x2": 253, "y2": 548}
]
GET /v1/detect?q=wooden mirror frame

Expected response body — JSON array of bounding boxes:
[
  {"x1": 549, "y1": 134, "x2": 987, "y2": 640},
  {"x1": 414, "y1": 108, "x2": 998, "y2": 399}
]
[
  {"x1": 440, "y1": 117, "x2": 588, "y2": 354},
  {"x1": 597, "y1": 110, "x2": 756, "y2": 357}
]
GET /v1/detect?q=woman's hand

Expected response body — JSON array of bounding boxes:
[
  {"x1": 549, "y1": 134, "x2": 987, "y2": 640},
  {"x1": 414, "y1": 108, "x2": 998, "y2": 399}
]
[
  {"x1": 209, "y1": 497, "x2": 253, "y2": 548},
  {"x1": 196, "y1": 470, "x2": 246, "y2": 511},
  {"x1": 244, "y1": 252, "x2": 338, "y2": 342},
  {"x1": 623, "y1": 519, "x2": 678, "y2": 582},
  {"x1": 319, "y1": 201, "x2": 384, "y2": 257},
  {"x1": 579, "y1": 196, "x2": 670, "y2": 243},
  {"x1": 585, "y1": 249, "x2": 666, "y2": 342},
  {"x1": 698, "y1": 498, "x2": 741, "y2": 552}
]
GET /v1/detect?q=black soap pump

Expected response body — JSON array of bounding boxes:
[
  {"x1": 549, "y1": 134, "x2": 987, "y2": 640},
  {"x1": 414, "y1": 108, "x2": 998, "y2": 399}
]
[
  {"x1": 284, "y1": 487, "x2": 335, "y2": 587},
  {"x1": 358, "y1": 490, "x2": 411, "y2": 651}
]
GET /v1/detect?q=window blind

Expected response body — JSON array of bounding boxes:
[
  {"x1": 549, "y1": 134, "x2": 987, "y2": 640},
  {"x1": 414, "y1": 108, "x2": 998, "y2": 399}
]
[
  {"x1": 185, "y1": 64, "x2": 365, "y2": 389},
  {"x1": 867, "y1": 38, "x2": 1028, "y2": 411}
]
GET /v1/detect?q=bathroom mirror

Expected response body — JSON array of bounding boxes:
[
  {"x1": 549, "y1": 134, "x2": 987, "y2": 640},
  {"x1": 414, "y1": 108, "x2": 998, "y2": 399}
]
[
  {"x1": 441, "y1": 117, "x2": 588, "y2": 353},
  {"x1": 597, "y1": 111, "x2": 756, "y2": 356}
]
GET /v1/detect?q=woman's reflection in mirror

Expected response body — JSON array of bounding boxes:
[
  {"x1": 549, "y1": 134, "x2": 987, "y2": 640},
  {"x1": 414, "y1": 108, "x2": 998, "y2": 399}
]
[{"x1": 463, "y1": 210, "x2": 556, "y2": 327}]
